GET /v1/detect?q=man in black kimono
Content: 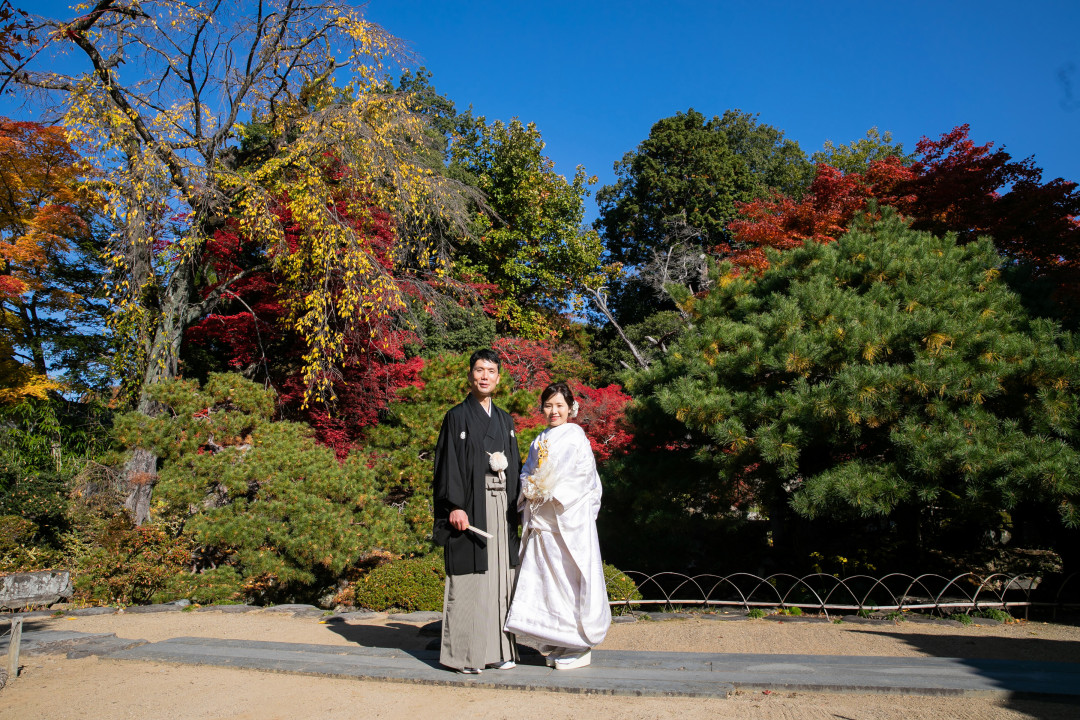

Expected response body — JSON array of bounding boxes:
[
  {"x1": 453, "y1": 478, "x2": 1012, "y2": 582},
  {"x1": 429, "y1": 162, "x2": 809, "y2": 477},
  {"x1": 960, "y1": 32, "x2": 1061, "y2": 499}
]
[{"x1": 433, "y1": 349, "x2": 522, "y2": 673}]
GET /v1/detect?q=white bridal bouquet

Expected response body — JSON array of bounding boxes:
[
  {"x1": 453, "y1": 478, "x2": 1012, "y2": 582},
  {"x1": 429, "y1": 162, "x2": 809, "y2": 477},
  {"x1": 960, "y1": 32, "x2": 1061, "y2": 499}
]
[{"x1": 521, "y1": 438, "x2": 558, "y2": 507}]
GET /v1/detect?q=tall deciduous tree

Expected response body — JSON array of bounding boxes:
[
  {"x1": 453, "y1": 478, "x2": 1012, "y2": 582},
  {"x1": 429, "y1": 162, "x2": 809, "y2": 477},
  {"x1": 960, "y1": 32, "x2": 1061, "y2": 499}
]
[
  {"x1": 2, "y1": 1, "x2": 469, "y2": 411},
  {"x1": 2, "y1": 1, "x2": 473, "y2": 521},
  {"x1": 0, "y1": 119, "x2": 109, "y2": 397},
  {"x1": 811, "y1": 127, "x2": 911, "y2": 176},
  {"x1": 450, "y1": 115, "x2": 612, "y2": 339},
  {"x1": 595, "y1": 109, "x2": 811, "y2": 269}
]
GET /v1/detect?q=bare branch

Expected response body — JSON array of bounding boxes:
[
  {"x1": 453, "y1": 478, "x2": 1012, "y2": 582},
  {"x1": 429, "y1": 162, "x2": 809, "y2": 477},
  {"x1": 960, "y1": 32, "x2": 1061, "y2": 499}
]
[{"x1": 586, "y1": 285, "x2": 650, "y2": 369}]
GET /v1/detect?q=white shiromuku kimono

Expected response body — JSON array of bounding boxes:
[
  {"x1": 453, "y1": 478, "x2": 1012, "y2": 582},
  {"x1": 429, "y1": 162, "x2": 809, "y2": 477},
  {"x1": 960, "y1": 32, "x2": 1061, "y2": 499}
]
[{"x1": 504, "y1": 422, "x2": 611, "y2": 649}]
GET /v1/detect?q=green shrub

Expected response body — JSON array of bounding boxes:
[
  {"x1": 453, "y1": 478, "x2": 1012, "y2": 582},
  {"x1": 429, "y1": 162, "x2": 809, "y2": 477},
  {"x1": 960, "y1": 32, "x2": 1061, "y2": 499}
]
[
  {"x1": 74, "y1": 516, "x2": 193, "y2": 606},
  {"x1": 974, "y1": 607, "x2": 1013, "y2": 623},
  {"x1": 351, "y1": 554, "x2": 446, "y2": 612},
  {"x1": 604, "y1": 563, "x2": 642, "y2": 614},
  {"x1": 948, "y1": 612, "x2": 975, "y2": 625},
  {"x1": 780, "y1": 605, "x2": 803, "y2": 616},
  {"x1": 165, "y1": 567, "x2": 245, "y2": 606},
  {"x1": 885, "y1": 610, "x2": 905, "y2": 622},
  {"x1": 747, "y1": 607, "x2": 767, "y2": 619}
]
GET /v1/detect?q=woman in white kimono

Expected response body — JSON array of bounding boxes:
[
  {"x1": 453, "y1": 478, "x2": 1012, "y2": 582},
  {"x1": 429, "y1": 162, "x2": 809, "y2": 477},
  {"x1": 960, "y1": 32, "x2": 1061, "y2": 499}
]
[{"x1": 504, "y1": 382, "x2": 611, "y2": 670}]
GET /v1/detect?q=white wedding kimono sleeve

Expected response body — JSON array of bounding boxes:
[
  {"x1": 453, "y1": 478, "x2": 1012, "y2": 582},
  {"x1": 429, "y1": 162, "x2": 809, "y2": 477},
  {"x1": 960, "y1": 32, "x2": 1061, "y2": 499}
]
[{"x1": 505, "y1": 423, "x2": 611, "y2": 648}]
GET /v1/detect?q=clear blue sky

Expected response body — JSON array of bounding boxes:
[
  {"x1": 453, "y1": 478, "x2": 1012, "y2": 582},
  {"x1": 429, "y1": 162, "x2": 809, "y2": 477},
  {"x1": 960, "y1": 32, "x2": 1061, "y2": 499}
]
[
  {"x1": 11, "y1": 1, "x2": 1080, "y2": 223},
  {"x1": 364, "y1": 0, "x2": 1080, "y2": 221}
]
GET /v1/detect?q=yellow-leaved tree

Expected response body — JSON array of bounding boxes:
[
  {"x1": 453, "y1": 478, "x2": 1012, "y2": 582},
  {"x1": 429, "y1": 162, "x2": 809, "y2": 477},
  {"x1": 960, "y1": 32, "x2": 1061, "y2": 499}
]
[{"x1": 1, "y1": 0, "x2": 475, "y2": 521}]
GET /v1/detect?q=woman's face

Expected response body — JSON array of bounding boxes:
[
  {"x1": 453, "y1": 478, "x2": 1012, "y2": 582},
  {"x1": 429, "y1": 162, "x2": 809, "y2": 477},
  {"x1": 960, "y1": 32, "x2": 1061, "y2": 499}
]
[{"x1": 542, "y1": 392, "x2": 570, "y2": 428}]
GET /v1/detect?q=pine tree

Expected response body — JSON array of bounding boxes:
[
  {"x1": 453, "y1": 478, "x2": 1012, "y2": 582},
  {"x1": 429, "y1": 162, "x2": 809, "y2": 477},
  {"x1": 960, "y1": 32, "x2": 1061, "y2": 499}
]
[
  {"x1": 629, "y1": 212, "x2": 1080, "y2": 542},
  {"x1": 112, "y1": 373, "x2": 409, "y2": 602}
]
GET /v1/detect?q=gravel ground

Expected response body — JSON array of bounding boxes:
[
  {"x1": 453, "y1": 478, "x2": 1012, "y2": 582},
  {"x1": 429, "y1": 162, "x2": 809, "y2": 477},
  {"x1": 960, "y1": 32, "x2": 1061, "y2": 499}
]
[{"x1": 0, "y1": 609, "x2": 1077, "y2": 720}]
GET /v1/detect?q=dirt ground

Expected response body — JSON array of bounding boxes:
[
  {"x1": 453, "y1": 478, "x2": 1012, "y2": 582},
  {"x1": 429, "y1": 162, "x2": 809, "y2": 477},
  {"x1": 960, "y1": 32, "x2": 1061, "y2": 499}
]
[{"x1": 1, "y1": 609, "x2": 1078, "y2": 720}]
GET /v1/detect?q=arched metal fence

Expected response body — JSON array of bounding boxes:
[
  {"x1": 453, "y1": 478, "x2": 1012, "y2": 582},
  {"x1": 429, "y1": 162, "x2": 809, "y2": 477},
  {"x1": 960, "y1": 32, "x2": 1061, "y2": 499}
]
[{"x1": 604, "y1": 570, "x2": 1080, "y2": 620}]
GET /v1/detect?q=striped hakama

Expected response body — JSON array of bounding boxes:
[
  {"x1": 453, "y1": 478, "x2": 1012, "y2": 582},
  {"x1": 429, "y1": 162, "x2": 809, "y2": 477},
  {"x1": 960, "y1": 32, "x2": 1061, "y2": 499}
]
[{"x1": 440, "y1": 473, "x2": 518, "y2": 670}]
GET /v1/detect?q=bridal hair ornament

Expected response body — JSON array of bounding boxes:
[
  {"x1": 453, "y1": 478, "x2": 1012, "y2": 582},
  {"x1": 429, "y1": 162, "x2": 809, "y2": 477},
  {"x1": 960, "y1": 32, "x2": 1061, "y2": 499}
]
[{"x1": 571, "y1": 400, "x2": 579, "y2": 418}]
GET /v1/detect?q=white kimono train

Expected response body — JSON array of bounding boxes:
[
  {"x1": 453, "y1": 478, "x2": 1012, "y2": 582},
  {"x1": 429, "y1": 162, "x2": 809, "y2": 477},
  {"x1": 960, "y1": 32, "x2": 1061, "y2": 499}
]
[{"x1": 504, "y1": 422, "x2": 611, "y2": 649}]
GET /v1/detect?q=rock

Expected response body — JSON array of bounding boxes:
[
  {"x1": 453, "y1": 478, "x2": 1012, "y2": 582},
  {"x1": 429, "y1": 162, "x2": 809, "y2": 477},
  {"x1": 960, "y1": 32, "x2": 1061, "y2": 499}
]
[
  {"x1": 66, "y1": 607, "x2": 119, "y2": 617},
  {"x1": 194, "y1": 604, "x2": 259, "y2": 613},
  {"x1": 0, "y1": 571, "x2": 73, "y2": 610},
  {"x1": 121, "y1": 603, "x2": 182, "y2": 614},
  {"x1": 263, "y1": 604, "x2": 324, "y2": 617},
  {"x1": 166, "y1": 599, "x2": 191, "y2": 608},
  {"x1": 840, "y1": 615, "x2": 884, "y2": 624},
  {"x1": 612, "y1": 615, "x2": 638, "y2": 623},
  {"x1": 418, "y1": 621, "x2": 442, "y2": 636},
  {"x1": 695, "y1": 613, "x2": 746, "y2": 621},
  {"x1": 388, "y1": 611, "x2": 443, "y2": 623}
]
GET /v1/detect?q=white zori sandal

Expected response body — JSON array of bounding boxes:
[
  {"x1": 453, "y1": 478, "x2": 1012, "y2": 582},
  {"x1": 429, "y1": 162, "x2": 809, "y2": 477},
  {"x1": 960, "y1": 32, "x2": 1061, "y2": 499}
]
[{"x1": 553, "y1": 649, "x2": 592, "y2": 670}]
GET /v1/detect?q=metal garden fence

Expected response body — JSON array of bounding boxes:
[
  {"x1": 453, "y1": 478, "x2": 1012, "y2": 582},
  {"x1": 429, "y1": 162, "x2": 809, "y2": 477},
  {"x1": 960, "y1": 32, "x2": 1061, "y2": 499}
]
[{"x1": 604, "y1": 570, "x2": 1080, "y2": 620}]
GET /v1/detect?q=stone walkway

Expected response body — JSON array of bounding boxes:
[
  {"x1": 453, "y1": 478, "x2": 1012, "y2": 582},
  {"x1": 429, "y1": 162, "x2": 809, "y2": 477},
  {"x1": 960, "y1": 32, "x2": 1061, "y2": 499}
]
[{"x1": 5, "y1": 628, "x2": 1080, "y2": 699}]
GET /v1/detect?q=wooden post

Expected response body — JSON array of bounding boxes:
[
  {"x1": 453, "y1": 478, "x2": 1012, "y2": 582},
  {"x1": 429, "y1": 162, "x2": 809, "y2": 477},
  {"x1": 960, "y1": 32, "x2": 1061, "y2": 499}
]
[{"x1": 6, "y1": 617, "x2": 22, "y2": 680}]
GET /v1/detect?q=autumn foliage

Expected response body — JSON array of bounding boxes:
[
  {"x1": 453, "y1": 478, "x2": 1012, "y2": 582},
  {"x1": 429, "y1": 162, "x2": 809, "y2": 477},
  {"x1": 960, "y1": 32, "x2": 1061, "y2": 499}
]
[
  {"x1": 728, "y1": 125, "x2": 1080, "y2": 303},
  {"x1": 185, "y1": 199, "x2": 427, "y2": 457},
  {"x1": 0, "y1": 119, "x2": 98, "y2": 401}
]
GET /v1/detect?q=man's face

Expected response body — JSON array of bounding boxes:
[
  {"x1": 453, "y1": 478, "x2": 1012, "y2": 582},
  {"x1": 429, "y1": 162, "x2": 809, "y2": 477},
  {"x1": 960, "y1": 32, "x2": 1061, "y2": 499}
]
[{"x1": 468, "y1": 359, "x2": 500, "y2": 399}]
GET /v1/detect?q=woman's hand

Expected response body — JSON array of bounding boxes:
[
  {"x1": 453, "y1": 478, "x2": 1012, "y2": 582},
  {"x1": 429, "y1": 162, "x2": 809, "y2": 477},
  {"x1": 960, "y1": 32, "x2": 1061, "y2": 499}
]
[{"x1": 449, "y1": 508, "x2": 469, "y2": 531}]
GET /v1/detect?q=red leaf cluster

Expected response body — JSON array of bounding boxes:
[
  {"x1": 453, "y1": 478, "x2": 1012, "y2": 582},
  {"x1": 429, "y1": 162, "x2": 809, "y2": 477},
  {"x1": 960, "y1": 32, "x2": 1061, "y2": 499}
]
[
  {"x1": 573, "y1": 383, "x2": 634, "y2": 463},
  {"x1": 184, "y1": 201, "x2": 426, "y2": 459},
  {"x1": 492, "y1": 337, "x2": 554, "y2": 390},
  {"x1": 728, "y1": 125, "x2": 1080, "y2": 298}
]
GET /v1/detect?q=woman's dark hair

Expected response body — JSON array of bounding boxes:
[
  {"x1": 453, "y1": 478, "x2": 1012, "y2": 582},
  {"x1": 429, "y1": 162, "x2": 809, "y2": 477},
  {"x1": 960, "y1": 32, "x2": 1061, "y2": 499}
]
[
  {"x1": 539, "y1": 382, "x2": 574, "y2": 409},
  {"x1": 469, "y1": 348, "x2": 501, "y2": 371}
]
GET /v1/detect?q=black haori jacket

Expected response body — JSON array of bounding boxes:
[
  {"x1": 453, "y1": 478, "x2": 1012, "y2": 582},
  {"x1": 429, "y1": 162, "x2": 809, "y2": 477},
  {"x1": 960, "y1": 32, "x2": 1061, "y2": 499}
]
[{"x1": 432, "y1": 394, "x2": 522, "y2": 575}]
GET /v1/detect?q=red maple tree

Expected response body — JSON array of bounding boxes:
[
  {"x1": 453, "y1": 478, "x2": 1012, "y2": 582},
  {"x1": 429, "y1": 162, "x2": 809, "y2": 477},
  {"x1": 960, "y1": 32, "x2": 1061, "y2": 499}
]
[
  {"x1": 728, "y1": 125, "x2": 1080, "y2": 302},
  {"x1": 184, "y1": 200, "x2": 425, "y2": 458}
]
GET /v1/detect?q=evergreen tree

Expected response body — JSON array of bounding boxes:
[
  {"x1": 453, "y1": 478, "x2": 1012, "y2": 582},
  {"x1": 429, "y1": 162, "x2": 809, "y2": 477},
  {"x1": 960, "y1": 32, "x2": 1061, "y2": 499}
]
[
  {"x1": 628, "y1": 213, "x2": 1080, "y2": 549},
  {"x1": 113, "y1": 373, "x2": 408, "y2": 602}
]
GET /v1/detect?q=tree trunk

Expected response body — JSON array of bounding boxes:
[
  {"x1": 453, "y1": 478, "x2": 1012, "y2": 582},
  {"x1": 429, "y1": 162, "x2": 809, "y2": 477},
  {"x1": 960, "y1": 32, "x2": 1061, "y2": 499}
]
[
  {"x1": 124, "y1": 259, "x2": 195, "y2": 524},
  {"x1": 122, "y1": 447, "x2": 157, "y2": 525}
]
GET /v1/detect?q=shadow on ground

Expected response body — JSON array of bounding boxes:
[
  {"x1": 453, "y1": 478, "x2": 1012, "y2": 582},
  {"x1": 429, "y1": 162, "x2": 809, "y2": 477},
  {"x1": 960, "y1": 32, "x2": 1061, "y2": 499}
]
[
  {"x1": 323, "y1": 618, "x2": 546, "y2": 668},
  {"x1": 877, "y1": 630, "x2": 1080, "y2": 720},
  {"x1": 875, "y1": 630, "x2": 1080, "y2": 663},
  {"x1": 323, "y1": 621, "x2": 434, "y2": 652}
]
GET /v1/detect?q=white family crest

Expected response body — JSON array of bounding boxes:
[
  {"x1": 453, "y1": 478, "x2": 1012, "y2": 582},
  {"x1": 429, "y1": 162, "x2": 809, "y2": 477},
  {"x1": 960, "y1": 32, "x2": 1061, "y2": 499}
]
[
  {"x1": 510, "y1": 429, "x2": 516, "y2": 437},
  {"x1": 459, "y1": 431, "x2": 467, "y2": 440}
]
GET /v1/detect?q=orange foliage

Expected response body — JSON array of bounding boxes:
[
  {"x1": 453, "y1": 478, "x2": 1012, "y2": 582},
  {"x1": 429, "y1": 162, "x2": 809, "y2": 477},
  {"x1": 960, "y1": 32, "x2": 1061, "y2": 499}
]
[{"x1": 0, "y1": 118, "x2": 95, "y2": 400}]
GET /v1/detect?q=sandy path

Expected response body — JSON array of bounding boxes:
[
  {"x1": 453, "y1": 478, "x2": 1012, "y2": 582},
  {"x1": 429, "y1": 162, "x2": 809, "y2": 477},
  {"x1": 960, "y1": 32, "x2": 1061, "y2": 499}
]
[{"x1": 1, "y1": 610, "x2": 1077, "y2": 720}]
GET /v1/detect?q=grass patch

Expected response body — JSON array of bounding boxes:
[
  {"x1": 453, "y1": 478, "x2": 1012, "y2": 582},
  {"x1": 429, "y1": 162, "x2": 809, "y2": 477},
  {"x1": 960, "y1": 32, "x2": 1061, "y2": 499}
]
[{"x1": 973, "y1": 607, "x2": 1014, "y2": 623}]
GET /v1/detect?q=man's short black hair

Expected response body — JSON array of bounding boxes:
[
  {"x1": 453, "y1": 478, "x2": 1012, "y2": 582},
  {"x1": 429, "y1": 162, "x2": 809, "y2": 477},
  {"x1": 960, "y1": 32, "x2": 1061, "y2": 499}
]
[{"x1": 469, "y1": 348, "x2": 501, "y2": 372}]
